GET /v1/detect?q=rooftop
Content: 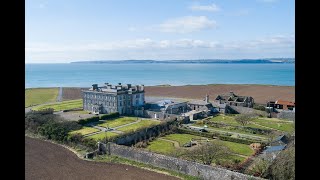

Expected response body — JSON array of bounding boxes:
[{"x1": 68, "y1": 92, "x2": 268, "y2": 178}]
[
  {"x1": 264, "y1": 145, "x2": 286, "y2": 153},
  {"x1": 275, "y1": 100, "x2": 295, "y2": 106}
]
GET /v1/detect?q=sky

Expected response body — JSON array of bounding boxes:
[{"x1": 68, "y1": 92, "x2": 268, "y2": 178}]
[{"x1": 25, "y1": 0, "x2": 295, "y2": 63}]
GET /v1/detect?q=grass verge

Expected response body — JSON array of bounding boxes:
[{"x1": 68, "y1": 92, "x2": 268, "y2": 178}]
[{"x1": 25, "y1": 88, "x2": 59, "y2": 107}]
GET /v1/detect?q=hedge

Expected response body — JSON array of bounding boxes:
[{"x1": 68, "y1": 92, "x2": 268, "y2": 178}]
[
  {"x1": 99, "y1": 112, "x2": 120, "y2": 120},
  {"x1": 78, "y1": 116, "x2": 100, "y2": 125}
]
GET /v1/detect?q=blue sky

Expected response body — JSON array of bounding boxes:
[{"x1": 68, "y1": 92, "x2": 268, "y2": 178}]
[{"x1": 26, "y1": 0, "x2": 295, "y2": 63}]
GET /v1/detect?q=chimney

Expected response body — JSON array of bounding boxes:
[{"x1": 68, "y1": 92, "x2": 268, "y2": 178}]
[
  {"x1": 128, "y1": 88, "x2": 132, "y2": 94},
  {"x1": 230, "y1": 91, "x2": 235, "y2": 96},
  {"x1": 118, "y1": 83, "x2": 122, "y2": 85},
  {"x1": 127, "y1": 84, "x2": 131, "y2": 89},
  {"x1": 140, "y1": 84, "x2": 144, "y2": 91},
  {"x1": 205, "y1": 94, "x2": 209, "y2": 103},
  {"x1": 92, "y1": 84, "x2": 98, "y2": 91}
]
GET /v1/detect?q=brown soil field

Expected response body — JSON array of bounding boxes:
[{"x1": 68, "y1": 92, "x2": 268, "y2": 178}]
[
  {"x1": 62, "y1": 87, "x2": 87, "y2": 100},
  {"x1": 60, "y1": 84, "x2": 294, "y2": 104},
  {"x1": 145, "y1": 84, "x2": 295, "y2": 104},
  {"x1": 25, "y1": 136, "x2": 179, "y2": 180}
]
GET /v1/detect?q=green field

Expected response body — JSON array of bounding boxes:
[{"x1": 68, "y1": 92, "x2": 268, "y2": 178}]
[
  {"x1": 193, "y1": 124, "x2": 268, "y2": 139},
  {"x1": 145, "y1": 134, "x2": 250, "y2": 165},
  {"x1": 85, "y1": 132, "x2": 119, "y2": 140},
  {"x1": 161, "y1": 133, "x2": 254, "y2": 156},
  {"x1": 163, "y1": 134, "x2": 206, "y2": 146},
  {"x1": 99, "y1": 117, "x2": 138, "y2": 128},
  {"x1": 251, "y1": 118, "x2": 294, "y2": 132},
  {"x1": 32, "y1": 99, "x2": 83, "y2": 111},
  {"x1": 25, "y1": 88, "x2": 59, "y2": 107},
  {"x1": 69, "y1": 127, "x2": 100, "y2": 136},
  {"x1": 117, "y1": 120, "x2": 160, "y2": 132},
  {"x1": 146, "y1": 139, "x2": 176, "y2": 154},
  {"x1": 208, "y1": 114, "x2": 276, "y2": 131},
  {"x1": 209, "y1": 114, "x2": 241, "y2": 126},
  {"x1": 220, "y1": 141, "x2": 254, "y2": 156}
]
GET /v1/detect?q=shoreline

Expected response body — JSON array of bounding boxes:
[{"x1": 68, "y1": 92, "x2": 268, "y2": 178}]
[{"x1": 25, "y1": 83, "x2": 295, "y2": 89}]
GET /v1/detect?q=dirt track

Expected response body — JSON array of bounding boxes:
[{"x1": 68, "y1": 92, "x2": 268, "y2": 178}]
[
  {"x1": 25, "y1": 136, "x2": 178, "y2": 180},
  {"x1": 145, "y1": 84, "x2": 295, "y2": 104}
]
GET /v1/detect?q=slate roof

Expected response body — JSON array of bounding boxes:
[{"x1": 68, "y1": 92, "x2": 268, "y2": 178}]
[
  {"x1": 188, "y1": 100, "x2": 210, "y2": 106},
  {"x1": 264, "y1": 145, "x2": 286, "y2": 153}
]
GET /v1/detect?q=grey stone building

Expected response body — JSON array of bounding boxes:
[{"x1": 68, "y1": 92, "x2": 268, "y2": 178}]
[
  {"x1": 215, "y1": 92, "x2": 254, "y2": 108},
  {"x1": 82, "y1": 83, "x2": 145, "y2": 115}
]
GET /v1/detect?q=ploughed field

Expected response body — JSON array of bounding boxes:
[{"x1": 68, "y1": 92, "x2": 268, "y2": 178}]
[
  {"x1": 25, "y1": 136, "x2": 179, "y2": 180},
  {"x1": 145, "y1": 84, "x2": 294, "y2": 104},
  {"x1": 59, "y1": 85, "x2": 294, "y2": 104}
]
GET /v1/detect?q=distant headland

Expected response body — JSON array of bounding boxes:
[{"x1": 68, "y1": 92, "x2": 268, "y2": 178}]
[{"x1": 70, "y1": 58, "x2": 295, "y2": 64}]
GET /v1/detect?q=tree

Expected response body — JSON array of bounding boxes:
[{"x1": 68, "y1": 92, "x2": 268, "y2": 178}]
[
  {"x1": 267, "y1": 146, "x2": 295, "y2": 180},
  {"x1": 234, "y1": 114, "x2": 256, "y2": 126},
  {"x1": 187, "y1": 140, "x2": 231, "y2": 165}
]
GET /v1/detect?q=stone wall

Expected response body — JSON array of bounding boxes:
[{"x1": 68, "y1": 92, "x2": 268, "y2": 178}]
[
  {"x1": 103, "y1": 143, "x2": 262, "y2": 180},
  {"x1": 113, "y1": 120, "x2": 178, "y2": 145},
  {"x1": 277, "y1": 110, "x2": 295, "y2": 121},
  {"x1": 227, "y1": 105, "x2": 268, "y2": 116}
]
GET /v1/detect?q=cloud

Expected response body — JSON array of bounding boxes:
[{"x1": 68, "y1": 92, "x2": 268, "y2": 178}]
[
  {"x1": 26, "y1": 35, "x2": 294, "y2": 62},
  {"x1": 189, "y1": 3, "x2": 220, "y2": 12},
  {"x1": 157, "y1": 16, "x2": 217, "y2": 33},
  {"x1": 128, "y1": 27, "x2": 137, "y2": 32},
  {"x1": 26, "y1": 35, "x2": 294, "y2": 52},
  {"x1": 229, "y1": 9, "x2": 250, "y2": 17}
]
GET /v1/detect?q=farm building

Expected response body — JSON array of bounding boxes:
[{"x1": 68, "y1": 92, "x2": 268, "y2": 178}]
[
  {"x1": 274, "y1": 100, "x2": 295, "y2": 111},
  {"x1": 215, "y1": 92, "x2": 254, "y2": 108}
]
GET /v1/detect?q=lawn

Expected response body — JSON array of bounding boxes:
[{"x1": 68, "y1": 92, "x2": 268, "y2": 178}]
[
  {"x1": 220, "y1": 141, "x2": 254, "y2": 156},
  {"x1": 32, "y1": 99, "x2": 83, "y2": 111},
  {"x1": 25, "y1": 88, "x2": 59, "y2": 107},
  {"x1": 69, "y1": 127, "x2": 100, "y2": 136},
  {"x1": 99, "y1": 117, "x2": 138, "y2": 128},
  {"x1": 70, "y1": 110, "x2": 91, "y2": 114},
  {"x1": 162, "y1": 134, "x2": 206, "y2": 146},
  {"x1": 193, "y1": 124, "x2": 268, "y2": 139},
  {"x1": 146, "y1": 139, "x2": 176, "y2": 155},
  {"x1": 117, "y1": 120, "x2": 160, "y2": 133},
  {"x1": 251, "y1": 118, "x2": 294, "y2": 132},
  {"x1": 209, "y1": 114, "x2": 240, "y2": 126},
  {"x1": 85, "y1": 132, "x2": 119, "y2": 140},
  {"x1": 207, "y1": 114, "x2": 272, "y2": 131}
]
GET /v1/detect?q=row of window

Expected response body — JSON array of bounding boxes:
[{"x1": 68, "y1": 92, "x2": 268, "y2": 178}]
[
  {"x1": 84, "y1": 93, "x2": 143, "y2": 100},
  {"x1": 84, "y1": 93, "x2": 116, "y2": 100}
]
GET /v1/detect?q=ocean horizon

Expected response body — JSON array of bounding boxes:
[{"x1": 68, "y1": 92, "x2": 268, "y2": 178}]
[{"x1": 25, "y1": 63, "x2": 295, "y2": 88}]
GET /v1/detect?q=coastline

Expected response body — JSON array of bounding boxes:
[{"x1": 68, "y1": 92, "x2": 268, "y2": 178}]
[{"x1": 25, "y1": 84, "x2": 295, "y2": 104}]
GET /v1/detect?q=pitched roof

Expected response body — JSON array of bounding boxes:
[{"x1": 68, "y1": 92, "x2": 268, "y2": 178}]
[
  {"x1": 188, "y1": 100, "x2": 210, "y2": 106},
  {"x1": 264, "y1": 145, "x2": 286, "y2": 153},
  {"x1": 275, "y1": 100, "x2": 295, "y2": 106}
]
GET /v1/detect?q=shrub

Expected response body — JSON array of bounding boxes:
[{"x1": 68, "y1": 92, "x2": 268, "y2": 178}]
[
  {"x1": 99, "y1": 112, "x2": 120, "y2": 120},
  {"x1": 253, "y1": 104, "x2": 266, "y2": 111},
  {"x1": 77, "y1": 116, "x2": 100, "y2": 125}
]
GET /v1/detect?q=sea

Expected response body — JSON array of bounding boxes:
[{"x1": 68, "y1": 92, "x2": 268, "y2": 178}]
[{"x1": 25, "y1": 63, "x2": 295, "y2": 88}]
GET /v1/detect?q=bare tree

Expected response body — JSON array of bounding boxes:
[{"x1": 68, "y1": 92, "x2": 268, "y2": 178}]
[
  {"x1": 187, "y1": 140, "x2": 231, "y2": 165},
  {"x1": 234, "y1": 114, "x2": 256, "y2": 126}
]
